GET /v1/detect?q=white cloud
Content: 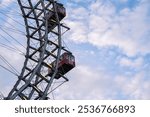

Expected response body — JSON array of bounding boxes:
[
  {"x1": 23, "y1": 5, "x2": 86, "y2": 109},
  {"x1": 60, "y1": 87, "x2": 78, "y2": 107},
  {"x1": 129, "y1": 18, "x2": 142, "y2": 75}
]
[
  {"x1": 0, "y1": 0, "x2": 12, "y2": 7},
  {"x1": 55, "y1": 65, "x2": 118, "y2": 99},
  {"x1": 0, "y1": 45, "x2": 25, "y2": 97},
  {"x1": 119, "y1": 57, "x2": 143, "y2": 68},
  {"x1": 115, "y1": 72, "x2": 150, "y2": 99},
  {"x1": 66, "y1": 0, "x2": 150, "y2": 56},
  {"x1": 53, "y1": 1, "x2": 150, "y2": 99},
  {"x1": 0, "y1": 45, "x2": 25, "y2": 72},
  {"x1": 54, "y1": 64, "x2": 150, "y2": 100},
  {"x1": 67, "y1": 21, "x2": 88, "y2": 43}
]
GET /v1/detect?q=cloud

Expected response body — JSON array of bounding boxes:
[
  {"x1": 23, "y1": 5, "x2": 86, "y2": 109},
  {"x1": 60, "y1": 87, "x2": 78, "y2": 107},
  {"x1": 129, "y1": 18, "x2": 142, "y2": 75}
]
[
  {"x1": 0, "y1": 6, "x2": 25, "y2": 97},
  {"x1": 0, "y1": 45, "x2": 25, "y2": 72},
  {"x1": 115, "y1": 72, "x2": 150, "y2": 99},
  {"x1": 0, "y1": 45, "x2": 25, "y2": 97},
  {"x1": 55, "y1": 65, "x2": 117, "y2": 99},
  {"x1": 0, "y1": 0, "x2": 12, "y2": 8},
  {"x1": 66, "y1": 0, "x2": 150, "y2": 56},
  {"x1": 119, "y1": 57, "x2": 143, "y2": 68},
  {"x1": 58, "y1": 0, "x2": 150, "y2": 100},
  {"x1": 54, "y1": 64, "x2": 150, "y2": 100}
]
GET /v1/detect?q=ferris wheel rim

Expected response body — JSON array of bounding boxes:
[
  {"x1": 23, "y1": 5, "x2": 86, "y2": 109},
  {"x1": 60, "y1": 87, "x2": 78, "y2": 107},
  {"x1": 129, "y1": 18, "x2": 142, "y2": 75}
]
[{"x1": 5, "y1": 0, "x2": 65, "y2": 100}]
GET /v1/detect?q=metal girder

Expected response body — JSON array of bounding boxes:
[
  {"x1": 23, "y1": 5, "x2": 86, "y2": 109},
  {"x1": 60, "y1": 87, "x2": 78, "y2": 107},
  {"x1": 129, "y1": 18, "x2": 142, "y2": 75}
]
[{"x1": 6, "y1": 0, "x2": 70, "y2": 100}]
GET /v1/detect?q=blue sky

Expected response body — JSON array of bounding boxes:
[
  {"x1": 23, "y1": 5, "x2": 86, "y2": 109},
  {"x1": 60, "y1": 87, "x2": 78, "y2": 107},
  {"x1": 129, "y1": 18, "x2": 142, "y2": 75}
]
[{"x1": 0, "y1": 0, "x2": 150, "y2": 99}]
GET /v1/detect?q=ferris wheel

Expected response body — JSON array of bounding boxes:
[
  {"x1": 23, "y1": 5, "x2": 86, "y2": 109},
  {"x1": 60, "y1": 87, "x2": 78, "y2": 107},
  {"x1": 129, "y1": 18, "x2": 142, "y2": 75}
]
[{"x1": 0, "y1": 0, "x2": 75, "y2": 100}]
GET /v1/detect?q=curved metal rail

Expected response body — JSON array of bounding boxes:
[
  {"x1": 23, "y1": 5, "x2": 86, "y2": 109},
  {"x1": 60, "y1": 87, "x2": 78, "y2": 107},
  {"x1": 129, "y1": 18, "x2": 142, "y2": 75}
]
[{"x1": 6, "y1": 0, "x2": 69, "y2": 100}]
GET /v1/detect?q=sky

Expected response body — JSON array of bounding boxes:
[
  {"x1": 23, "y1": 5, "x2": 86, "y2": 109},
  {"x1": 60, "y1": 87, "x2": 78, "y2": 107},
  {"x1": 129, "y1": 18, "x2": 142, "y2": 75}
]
[{"x1": 0, "y1": 0, "x2": 150, "y2": 99}]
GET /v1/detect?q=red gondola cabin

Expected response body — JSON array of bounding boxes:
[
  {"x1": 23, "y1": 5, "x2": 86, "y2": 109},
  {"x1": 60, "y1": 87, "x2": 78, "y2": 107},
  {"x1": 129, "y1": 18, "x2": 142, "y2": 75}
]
[
  {"x1": 48, "y1": 52, "x2": 75, "y2": 79},
  {"x1": 45, "y1": 3, "x2": 66, "y2": 31}
]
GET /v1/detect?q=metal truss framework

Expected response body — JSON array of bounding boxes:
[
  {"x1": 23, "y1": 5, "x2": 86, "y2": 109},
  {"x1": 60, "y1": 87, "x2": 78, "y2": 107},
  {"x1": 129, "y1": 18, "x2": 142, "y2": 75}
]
[{"x1": 6, "y1": 0, "x2": 70, "y2": 100}]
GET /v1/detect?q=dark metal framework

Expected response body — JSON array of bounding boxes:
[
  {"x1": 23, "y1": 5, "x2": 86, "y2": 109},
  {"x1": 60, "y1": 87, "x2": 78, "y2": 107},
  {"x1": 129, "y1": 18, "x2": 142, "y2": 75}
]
[{"x1": 6, "y1": 0, "x2": 70, "y2": 100}]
